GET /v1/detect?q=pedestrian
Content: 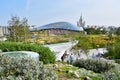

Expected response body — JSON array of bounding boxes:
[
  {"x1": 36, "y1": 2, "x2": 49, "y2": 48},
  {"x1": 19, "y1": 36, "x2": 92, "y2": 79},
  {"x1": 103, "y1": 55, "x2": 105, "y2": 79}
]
[
  {"x1": 61, "y1": 54, "x2": 65, "y2": 62},
  {"x1": 69, "y1": 53, "x2": 73, "y2": 64},
  {"x1": 61, "y1": 51, "x2": 68, "y2": 62},
  {"x1": 92, "y1": 53, "x2": 95, "y2": 58},
  {"x1": 78, "y1": 52, "x2": 81, "y2": 57}
]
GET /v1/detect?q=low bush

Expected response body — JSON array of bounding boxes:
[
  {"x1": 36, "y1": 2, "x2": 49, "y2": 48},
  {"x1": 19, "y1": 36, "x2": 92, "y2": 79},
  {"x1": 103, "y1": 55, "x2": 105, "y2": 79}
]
[
  {"x1": 73, "y1": 59, "x2": 115, "y2": 73},
  {"x1": 0, "y1": 42, "x2": 56, "y2": 64},
  {"x1": 115, "y1": 59, "x2": 120, "y2": 64},
  {"x1": 104, "y1": 36, "x2": 120, "y2": 59},
  {"x1": 0, "y1": 54, "x2": 57, "y2": 80},
  {"x1": 74, "y1": 35, "x2": 115, "y2": 50},
  {"x1": 102, "y1": 66, "x2": 120, "y2": 80}
]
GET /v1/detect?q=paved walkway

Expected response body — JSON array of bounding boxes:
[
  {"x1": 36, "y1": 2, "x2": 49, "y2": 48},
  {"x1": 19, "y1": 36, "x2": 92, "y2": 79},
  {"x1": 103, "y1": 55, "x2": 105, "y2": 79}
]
[
  {"x1": 44, "y1": 41, "x2": 78, "y2": 60},
  {"x1": 44, "y1": 41, "x2": 107, "y2": 61}
]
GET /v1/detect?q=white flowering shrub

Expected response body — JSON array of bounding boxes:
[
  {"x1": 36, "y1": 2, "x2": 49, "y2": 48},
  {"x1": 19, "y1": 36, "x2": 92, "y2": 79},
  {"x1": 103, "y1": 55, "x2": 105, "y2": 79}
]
[{"x1": 0, "y1": 54, "x2": 57, "y2": 80}]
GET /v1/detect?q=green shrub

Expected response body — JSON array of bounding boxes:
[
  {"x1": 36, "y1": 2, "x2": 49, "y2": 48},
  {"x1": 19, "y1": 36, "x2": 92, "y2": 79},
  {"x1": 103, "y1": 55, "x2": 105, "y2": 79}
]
[
  {"x1": 0, "y1": 42, "x2": 56, "y2": 64},
  {"x1": 74, "y1": 35, "x2": 109, "y2": 50},
  {"x1": 102, "y1": 66, "x2": 120, "y2": 80},
  {"x1": 104, "y1": 36, "x2": 120, "y2": 59},
  {"x1": 115, "y1": 59, "x2": 120, "y2": 64},
  {"x1": 0, "y1": 54, "x2": 57, "y2": 80},
  {"x1": 73, "y1": 59, "x2": 115, "y2": 73}
]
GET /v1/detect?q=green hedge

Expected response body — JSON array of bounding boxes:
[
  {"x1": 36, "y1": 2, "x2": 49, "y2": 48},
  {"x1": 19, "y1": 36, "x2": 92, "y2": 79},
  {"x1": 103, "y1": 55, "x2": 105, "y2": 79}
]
[
  {"x1": 73, "y1": 59, "x2": 115, "y2": 73},
  {"x1": 0, "y1": 54, "x2": 57, "y2": 80},
  {"x1": 0, "y1": 42, "x2": 56, "y2": 64}
]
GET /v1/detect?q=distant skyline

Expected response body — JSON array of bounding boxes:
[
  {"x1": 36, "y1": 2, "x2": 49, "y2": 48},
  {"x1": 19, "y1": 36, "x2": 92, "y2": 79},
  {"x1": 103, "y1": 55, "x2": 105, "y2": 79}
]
[{"x1": 0, "y1": 0, "x2": 120, "y2": 26}]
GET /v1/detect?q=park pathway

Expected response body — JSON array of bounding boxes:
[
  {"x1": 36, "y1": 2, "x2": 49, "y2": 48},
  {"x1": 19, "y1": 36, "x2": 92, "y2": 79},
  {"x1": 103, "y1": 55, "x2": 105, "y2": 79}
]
[
  {"x1": 44, "y1": 41, "x2": 107, "y2": 61},
  {"x1": 44, "y1": 41, "x2": 78, "y2": 60}
]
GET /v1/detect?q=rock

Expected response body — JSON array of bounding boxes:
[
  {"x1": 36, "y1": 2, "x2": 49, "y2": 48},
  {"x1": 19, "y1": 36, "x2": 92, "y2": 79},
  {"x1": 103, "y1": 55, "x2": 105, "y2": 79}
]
[
  {"x1": 66, "y1": 70, "x2": 73, "y2": 73},
  {"x1": 72, "y1": 71, "x2": 79, "y2": 78},
  {"x1": 57, "y1": 69, "x2": 62, "y2": 72},
  {"x1": 83, "y1": 76, "x2": 91, "y2": 80},
  {"x1": 53, "y1": 64, "x2": 58, "y2": 69}
]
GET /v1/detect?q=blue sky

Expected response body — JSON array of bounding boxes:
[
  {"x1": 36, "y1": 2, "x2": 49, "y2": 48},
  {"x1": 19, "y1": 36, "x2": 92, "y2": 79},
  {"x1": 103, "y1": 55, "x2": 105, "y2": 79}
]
[{"x1": 0, "y1": 0, "x2": 120, "y2": 26}]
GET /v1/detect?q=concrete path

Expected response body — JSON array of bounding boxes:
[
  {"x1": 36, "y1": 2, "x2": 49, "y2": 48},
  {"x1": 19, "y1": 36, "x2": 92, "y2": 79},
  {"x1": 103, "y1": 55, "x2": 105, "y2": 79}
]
[
  {"x1": 44, "y1": 41, "x2": 78, "y2": 60},
  {"x1": 44, "y1": 41, "x2": 108, "y2": 61}
]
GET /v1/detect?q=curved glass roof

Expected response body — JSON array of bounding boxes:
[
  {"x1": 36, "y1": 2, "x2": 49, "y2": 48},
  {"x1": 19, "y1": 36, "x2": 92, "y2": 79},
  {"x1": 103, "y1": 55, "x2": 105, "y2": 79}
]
[{"x1": 31, "y1": 22, "x2": 83, "y2": 31}]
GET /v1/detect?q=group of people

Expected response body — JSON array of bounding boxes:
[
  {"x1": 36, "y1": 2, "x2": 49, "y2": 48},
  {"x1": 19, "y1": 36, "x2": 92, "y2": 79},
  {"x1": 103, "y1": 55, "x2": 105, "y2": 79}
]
[
  {"x1": 61, "y1": 51, "x2": 74, "y2": 64},
  {"x1": 61, "y1": 49, "x2": 105, "y2": 64},
  {"x1": 92, "y1": 49, "x2": 104, "y2": 58}
]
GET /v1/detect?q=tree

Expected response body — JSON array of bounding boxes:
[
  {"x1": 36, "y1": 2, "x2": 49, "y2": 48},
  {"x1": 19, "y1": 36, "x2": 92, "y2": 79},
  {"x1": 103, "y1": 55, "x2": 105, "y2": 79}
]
[
  {"x1": 84, "y1": 26, "x2": 107, "y2": 35},
  {"x1": 84, "y1": 27, "x2": 96, "y2": 34},
  {"x1": 8, "y1": 16, "x2": 30, "y2": 42},
  {"x1": 116, "y1": 27, "x2": 120, "y2": 35}
]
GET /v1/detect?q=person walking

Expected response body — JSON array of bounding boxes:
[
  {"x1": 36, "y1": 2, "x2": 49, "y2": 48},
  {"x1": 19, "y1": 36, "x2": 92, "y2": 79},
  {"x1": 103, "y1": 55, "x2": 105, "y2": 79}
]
[
  {"x1": 69, "y1": 53, "x2": 73, "y2": 64},
  {"x1": 78, "y1": 52, "x2": 81, "y2": 58},
  {"x1": 61, "y1": 51, "x2": 68, "y2": 63},
  {"x1": 61, "y1": 54, "x2": 65, "y2": 62}
]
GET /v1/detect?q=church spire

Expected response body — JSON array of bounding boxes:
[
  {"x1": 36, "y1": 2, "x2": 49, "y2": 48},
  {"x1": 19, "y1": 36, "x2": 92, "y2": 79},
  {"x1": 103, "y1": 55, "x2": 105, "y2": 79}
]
[{"x1": 77, "y1": 14, "x2": 85, "y2": 28}]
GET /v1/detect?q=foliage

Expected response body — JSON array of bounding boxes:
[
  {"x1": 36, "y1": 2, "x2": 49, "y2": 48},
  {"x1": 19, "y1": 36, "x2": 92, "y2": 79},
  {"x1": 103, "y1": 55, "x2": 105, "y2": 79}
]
[
  {"x1": 73, "y1": 59, "x2": 115, "y2": 73},
  {"x1": 116, "y1": 27, "x2": 120, "y2": 35},
  {"x1": 8, "y1": 16, "x2": 30, "y2": 42},
  {"x1": 74, "y1": 35, "x2": 115, "y2": 50},
  {"x1": 0, "y1": 41, "x2": 56, "y2": 64},
  {"x1": 28, "y1": 32, "x2": 70, "y2": 44},
  {"x1": 47, "y1": 62, "x2": 101, "y2": 80},
  {"x1": 0, "y1": 54, "x2": 57, "y2": 80},
  {"x1": 102, "y1": 65, "x2": 120, "y2": 80},
  {"x1": 104, "y1": 36, "x2": 120, "y2": 59},
  {"x1": 75, "y1": 36, "x2": 92, "y2": 50},
  {"x1": 84, "y1": 27, "x2": 107, "y2": 35},
  {"x1": 115, "y1": 59, "x2": 120, "y2": 64}
]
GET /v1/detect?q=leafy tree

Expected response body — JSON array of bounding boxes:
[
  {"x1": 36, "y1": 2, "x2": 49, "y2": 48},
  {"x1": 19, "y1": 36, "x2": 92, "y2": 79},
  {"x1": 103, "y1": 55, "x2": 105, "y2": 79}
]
[
  {"x1": 84, "y1": 27, "x2": 107, "y2": 35},
  {"x1": 108, "y1": 32, "x2": 112, "y2": 40},
  {"x1": 8, "y1": 16, "x2": 30, "y2": 42},
  {"x1": 84, "y1": 27, "x2": 96, "y2": 34},
  {"x1": 116, "y1": 27, "x2": 120, "y2": 35}
]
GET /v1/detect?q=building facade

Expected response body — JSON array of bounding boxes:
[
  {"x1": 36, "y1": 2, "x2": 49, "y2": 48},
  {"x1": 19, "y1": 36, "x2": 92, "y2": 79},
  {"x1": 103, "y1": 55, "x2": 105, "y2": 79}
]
[{"x1": 0, "y1": 26, "x2": 9, "y2": 36}]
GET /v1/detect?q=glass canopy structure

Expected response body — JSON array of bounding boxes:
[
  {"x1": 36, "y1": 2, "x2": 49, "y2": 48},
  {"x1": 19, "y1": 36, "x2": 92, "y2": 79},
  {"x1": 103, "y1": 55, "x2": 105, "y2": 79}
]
[{"x1": 30, "y1": 22, "x2": 83, "y2": 31}]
